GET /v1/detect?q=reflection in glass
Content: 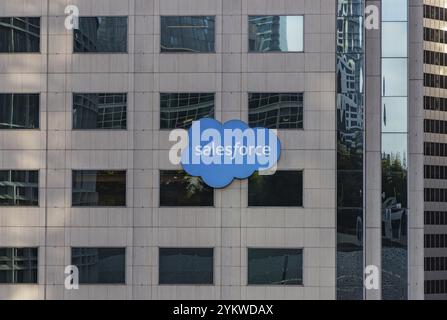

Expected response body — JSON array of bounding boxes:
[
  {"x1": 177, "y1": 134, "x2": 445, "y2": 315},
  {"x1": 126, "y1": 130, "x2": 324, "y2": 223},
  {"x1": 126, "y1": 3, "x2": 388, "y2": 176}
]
[
  {"x1": 74, "y1": 17, "x2": 128, "y2": 53},
  {"x1": 0, "y1": 170, "x2": 38, "y2": 206},
  {"x1": 248, "y1": 16, "x2": 304, "y2": 52},
  {"x1": 382, "y1": 58, "x2": 408, "y2": 97},
  {"x1": 0, "y1": 17, "x2": 40, "y2": 52},
  {"x1": 382, "y1": 0, "x2": 408, "y2": 21},
  {"x1": 161, "y1": 16, "x2": 215, "y2": 53},
  {"x1": 382, "y1": 98, "x2": 408, "y2": 133},
  {"x1": 73, "y1": 93, "x2": 127, "y2": 129},
  {"x1": 248, "y1": 249, "x2": 303, "y2": 285},
  {"x1": 382, "y1": 22, "x2": 407, "y2": 58},
  {"x1": 382, "y1": 134, "x2": 408, "y2": 206},
  {"x1": 336, "y1": 0, "x2": 364, "y2": 300},
  {"x1": 248, "y1": 171, "x2": 303, "y2": 207},
  {"x1": 337, "y1": 208, "x2": 364, "y2": 299},
  {"x1": 381, "y1": 0, "x2": 408, "y2": 299},
  {"x1": 381, "y1": 133, "x2": 408, "y2": 300},
  {"x1": 160, "y1": 171, "x2": 214, "y2": 207},
  {"x1": 72, "y1": 170, "x2": 126, "y2": 207},
  {"x1": 160, "y1": 93, "x2": 214, "y2": 129},
  {"x1": 72, "y1": 248, "x2": 125, "y2": 284},
  {"x1": 159, "y1": 248, "x2": 214, "y2": 284},
  {"x1": 0, "y1": 248, "x2": 38, "y2": 283},
  {"x1": 248, "y1": 93, "x2": 303, "y2": 129},
  {"x1": 0, "y1": 94, "x2": 39, "y2": 129},
  {"x1": 337, "y1": 171, "x2": 363, "y2": 208}
]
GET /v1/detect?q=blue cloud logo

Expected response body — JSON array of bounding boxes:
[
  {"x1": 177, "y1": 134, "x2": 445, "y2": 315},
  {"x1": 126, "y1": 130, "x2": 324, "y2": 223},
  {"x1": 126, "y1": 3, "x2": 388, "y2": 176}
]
[{"x1": 180, "y1": 119, "x2": 281, "y2": 188}]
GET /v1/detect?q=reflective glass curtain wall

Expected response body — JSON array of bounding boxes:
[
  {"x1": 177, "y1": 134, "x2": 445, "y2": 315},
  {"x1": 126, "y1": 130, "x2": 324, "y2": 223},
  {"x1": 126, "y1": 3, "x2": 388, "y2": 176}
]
[
  {"x1": 336, "y1": 0, "x2": 365, "y2": 300},
  {"x1": 381, "y1": 0, "x2": 409, "y2": 300}
]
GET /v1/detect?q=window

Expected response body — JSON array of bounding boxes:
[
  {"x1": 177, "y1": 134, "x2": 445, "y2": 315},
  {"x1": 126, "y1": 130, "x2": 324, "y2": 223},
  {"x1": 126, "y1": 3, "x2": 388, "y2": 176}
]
[
  {"x1": 71, "y1": 248, "x2": 125, "y2": 284},
  {"x1": 425, "y1": 279, "x2": 447, "y2": 294},
  {"x1": 382, "y1": 59, "x2": 408, "y2": 96},
  {"x1": 0, "y1": 94, "x2": 39, "y2": 129},
  {"x1": 425, "y1": 142, "x2": 447, "y2": 157},
  {"x1": 424, "y1": 50, "x2": 447, "y2": 67},
  {"x1": 248, "y1": 248, "x2": 303, "y2": 285},
  {"x1": 0, "y1": 170, "x2": 38, "y2": 206},
  {"x1": 160, "y1": 170, "x2": 214, "y2": 207},
  {"x1": 72, "y1": 170, "x2": 126, "y2": 207},
  {"x1": 74, "y1": 17, "x2": 127, "y2": 53},
  {"x1": 425, "y1": 256, "x2": 447, "y2": 271},
  {"x1": 248, "y1": 171, "x2": 303, "y2": 207},
  {"x1": 0, "y1": 248, "x2": 38, "y2": 284},
  {"x1": 424, "y1": 234, "x2": 447, "y2": 248},
  {"x1": 160, "y1": 93, "x2": 214, "y2": 129},
  {"x1": 249, "y1": 93, "x2": 303, "y2": 129},
  {"x1": 382, "y1": 0, "x2": 408, "y2": 21},
  {"x1": 424, "y1": 96, "x2": 447, "y2": 111},
  {"x1": 424, "y1": 27, "x2": 447, "y2": 44},
  {"x1": 73, "y1": 93, "x2": 126, "y2": 129},
  {"x1": 159, "y1": 248, "x2": 213, "y2": 285},
  {"x1": 248, "y1": 16, "x2": 303, "y2": 52},
  {"x1": 425, "y1": 119, "x2": 447, "y2": 134},
  {"x1": 424, "y1": 4, "x2": 447, "y2": 22},
  {"x1": 0, "y1": 17, "x2": 40, "y2": 53},
  {"x1": 425, "y1": 211, "x2": 447, "y2": 225},
  {"x1": 161, "y1": 16, "x2": 215, "y2": 53}
]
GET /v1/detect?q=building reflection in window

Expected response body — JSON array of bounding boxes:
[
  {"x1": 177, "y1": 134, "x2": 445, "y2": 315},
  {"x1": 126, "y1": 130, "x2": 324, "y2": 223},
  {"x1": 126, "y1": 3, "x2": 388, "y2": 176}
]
[
  {"x1": 248, "y1": 16, "x2": 304, "y2": 52},
  {"x1": 0, "y1": 170, "x2": 38, "y2": 206},
  {"x1": 248, "y1": 93, "x2": 303, "y2": 129},
  {"x1": 0, "y1": 94, "x2": 39, "y2": 129},
  {"x1": 0, "y1": 248, "x2": 38, "y2": 284},
  {"x1": 336, "y1": 0, "x2": 364, "y2": 300},
  {"x1": 0, "y1": 17, "x2": 40, "y2": 52},
  {"x1": 74, "y1": 17, "x2": 127, "y2": 53},
  {"x1": 73, "y1": 93, "x2": 127, "y2": 129},
  {"x1": 161, "y1": 16, "x2": 215, "y2": 53},
  {"x1": 160, "y1": 93, "x2": 214, "y2": 129}
]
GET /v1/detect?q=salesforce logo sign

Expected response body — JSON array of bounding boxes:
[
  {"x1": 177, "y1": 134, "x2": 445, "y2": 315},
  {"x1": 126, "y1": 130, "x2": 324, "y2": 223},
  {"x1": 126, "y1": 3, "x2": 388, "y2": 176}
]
[{"x1": 169, "y1": 118, "x2": 281, "y2": 188}]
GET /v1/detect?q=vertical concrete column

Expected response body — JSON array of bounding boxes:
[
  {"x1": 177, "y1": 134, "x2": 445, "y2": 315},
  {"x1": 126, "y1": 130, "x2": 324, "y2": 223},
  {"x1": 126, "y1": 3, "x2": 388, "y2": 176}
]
[
  {"x1": 221, "y1": 0, "x2": 243, "y2": 300},
  {"x1": 408, "y1": 0, "x2": 425, "y2": 300},
  {"x1": 364, "y1": 0, "x2": 381, "y2": 300},
  {"x1": 45, "y1": 0, "x2": 71, "y2": 299}
]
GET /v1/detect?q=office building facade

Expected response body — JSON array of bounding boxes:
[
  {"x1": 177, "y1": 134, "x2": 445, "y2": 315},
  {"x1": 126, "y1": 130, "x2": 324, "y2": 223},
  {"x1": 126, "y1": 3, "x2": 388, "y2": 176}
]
[
  {"x1": 0, "y1": 0, "x2": 428, "y2": 300},
  {"x1": 423, "y1": 0, "x2": 447, "y2": 300}
]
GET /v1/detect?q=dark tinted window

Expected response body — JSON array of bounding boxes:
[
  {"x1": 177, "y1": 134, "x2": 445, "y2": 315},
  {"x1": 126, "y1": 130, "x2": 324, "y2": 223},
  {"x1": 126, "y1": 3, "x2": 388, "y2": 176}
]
[
  {"x1": 425, "y1": 279, "x2": 447, "y2": 294},
  {"x1": 72, "y1": 170, "x2": 126, "y2": 207},
  {"x1": 73, "y1": 93, "x2": 126, "y2": 129},
  {"x1": 248, "y1": 16, "x2": 303, "y2": 52},
  {"x1": 249, "y1": 93, "x2": 303, "y2": 129},
  {"x1": 159, "y1": 248, "x2": 213, "y2": 285},
  {"x1": 0, "y1": 94, "x2": 39, "y2": 129},
  {"x1": 0, "y1": 248, "x2": 38, "y2": 283},
  {"x1": 161, "y1": 16, "x2": 215, "y2": 53},
  {"x1": 0, "y1": 17, "x2": 40, "y2": 52},
  {"x1": 424, "y1": 96, "x2": 447, "y2": 111},
  {"x1": 248, "y1": 171, "x2": 303, "y2": 207},
  {"x1": 72, "y1": 248, "x2": 125, "y2": 284},
  {"x1": 160, "y1": 93, "x2": 214, "y2": 129},
  {"x1": 248, "y1": 248, "x2": 303, "y2": 285},
  {"x1": 74, "y1": 17, "x2": 127, "y2": 53},
  {"x1": 0, "y1": 170, "x2": 38, "y2": 206},
  {"x1": 160, "y1": 170, "x2": 214, "y2": 207}
]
